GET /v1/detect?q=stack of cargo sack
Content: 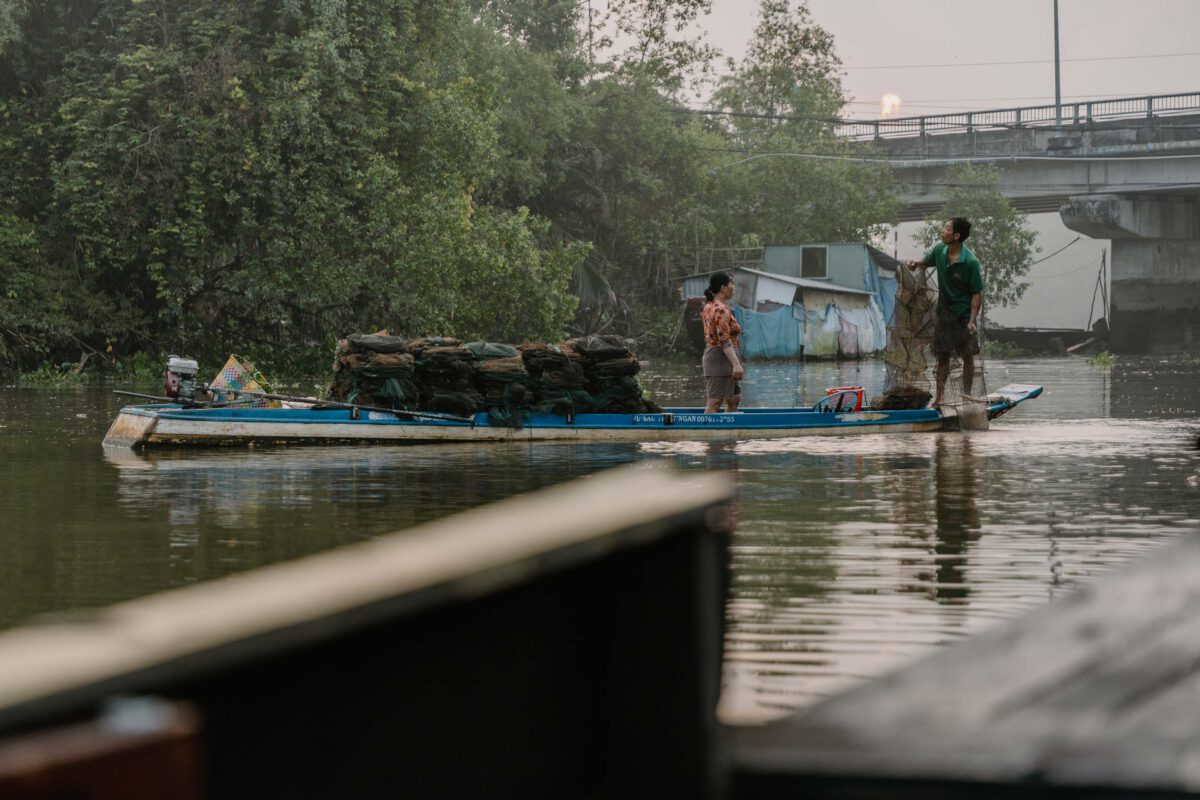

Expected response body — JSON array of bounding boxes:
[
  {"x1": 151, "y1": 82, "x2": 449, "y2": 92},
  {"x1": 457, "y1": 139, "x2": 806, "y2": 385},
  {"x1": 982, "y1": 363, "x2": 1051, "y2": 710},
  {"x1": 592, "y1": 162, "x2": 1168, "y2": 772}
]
[
  {"x1": 518, "y1": 341, "x2": 591, "y2": 416},
  {"x1": 468, "y1": 341, "x2": 531, "y2": 427},
  {"x1": 407, "y1": 338, "x2": 485, "y2": 417},
  {"x1": 328, "y1": 331, "x2": 659, "y2": 426},
  {"x1": 568, "y1": 335, "x2": 654, "y2": 413},
  {"x1": 329, "y1": 333, "x2": 417, "y2": 409}
]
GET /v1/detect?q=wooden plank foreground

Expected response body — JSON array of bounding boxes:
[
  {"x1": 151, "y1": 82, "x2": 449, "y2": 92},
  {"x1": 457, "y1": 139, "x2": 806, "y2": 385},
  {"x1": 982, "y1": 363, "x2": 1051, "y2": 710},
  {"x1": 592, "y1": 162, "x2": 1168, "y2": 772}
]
[
  {"x1": 0, "y1": 462, "x2": 733, "y2": 799},
  {"x1": 0, "y1": 700, "x2": 203, "y2": 800},
  {"x1": 732, "y1": 530, "x2": 1200, "y2": 799}
]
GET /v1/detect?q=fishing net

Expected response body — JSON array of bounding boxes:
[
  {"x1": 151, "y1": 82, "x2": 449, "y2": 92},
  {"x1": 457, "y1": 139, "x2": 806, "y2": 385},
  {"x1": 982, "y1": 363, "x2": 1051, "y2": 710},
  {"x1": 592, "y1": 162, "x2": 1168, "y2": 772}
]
[{"x1": 874, "y1": 265, "x2": 988, "y2": 431}]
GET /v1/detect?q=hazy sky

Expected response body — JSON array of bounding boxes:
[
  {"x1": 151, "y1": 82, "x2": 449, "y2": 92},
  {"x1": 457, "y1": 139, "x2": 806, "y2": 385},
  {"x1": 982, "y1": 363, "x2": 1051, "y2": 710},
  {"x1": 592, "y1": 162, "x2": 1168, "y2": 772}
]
[
  {"x1": 706, "y1": 0, "x2": 1200, "y2": 118},
  {"x1": 691, "y1": 1, "x2": 1200, "y2": 328}
]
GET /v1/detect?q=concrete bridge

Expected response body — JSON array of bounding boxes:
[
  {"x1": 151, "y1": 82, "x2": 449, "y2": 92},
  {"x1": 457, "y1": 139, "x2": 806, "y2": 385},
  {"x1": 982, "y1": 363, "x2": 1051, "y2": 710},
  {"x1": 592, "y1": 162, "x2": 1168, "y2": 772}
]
[{"x1": 840, "y1": 93, "x2": 1200, "y2": 352}]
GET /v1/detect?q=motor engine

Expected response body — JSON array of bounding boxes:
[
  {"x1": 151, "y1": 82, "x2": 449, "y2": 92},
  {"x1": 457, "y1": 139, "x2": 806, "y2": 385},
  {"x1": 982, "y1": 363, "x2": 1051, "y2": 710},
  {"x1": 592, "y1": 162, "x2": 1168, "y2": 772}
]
[{"x1": 164, "y1": 355, "x2": 200, "y2": 403}]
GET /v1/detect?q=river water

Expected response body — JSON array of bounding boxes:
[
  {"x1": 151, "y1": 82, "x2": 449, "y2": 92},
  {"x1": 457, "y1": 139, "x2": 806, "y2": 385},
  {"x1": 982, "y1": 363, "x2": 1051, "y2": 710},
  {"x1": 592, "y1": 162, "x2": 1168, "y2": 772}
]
[{"x1": 2, "y1": 355, "x2": 1198, "y2": 724}]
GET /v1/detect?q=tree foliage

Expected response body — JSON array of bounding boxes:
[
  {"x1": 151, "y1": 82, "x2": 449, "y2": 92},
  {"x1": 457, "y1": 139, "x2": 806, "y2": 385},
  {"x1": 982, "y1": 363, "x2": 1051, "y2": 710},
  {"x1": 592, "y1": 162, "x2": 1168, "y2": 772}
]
[
  {"x1": 915, "y1": 163, "x2": 1039, "y2": 310},
  {"x1": 597, "y1": 0, "x2": 720, "y2": 92},
  {"x1": 0, "y1": 0, "x2": 585, "y2": 373},
  {"x1": 698, "y1": 1, "x2": 897, "y2": 264},
  {"x1": 0, "y1": 0, "x2": 903, "y2": 375}
]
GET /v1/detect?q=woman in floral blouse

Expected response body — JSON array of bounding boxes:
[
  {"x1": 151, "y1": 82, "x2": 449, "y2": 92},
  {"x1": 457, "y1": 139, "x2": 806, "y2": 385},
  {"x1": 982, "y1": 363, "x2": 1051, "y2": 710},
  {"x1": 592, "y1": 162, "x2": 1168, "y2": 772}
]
[{"x1": 701, "y1": 271, "x2": 744, "y2": 413}]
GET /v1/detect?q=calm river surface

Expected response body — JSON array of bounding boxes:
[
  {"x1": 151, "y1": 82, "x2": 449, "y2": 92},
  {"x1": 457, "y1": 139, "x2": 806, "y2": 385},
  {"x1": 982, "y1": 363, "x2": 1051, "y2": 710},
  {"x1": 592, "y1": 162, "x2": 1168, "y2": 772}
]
[{"x1": 2, "y1": 355, "x2": 1198, "y2": 724}]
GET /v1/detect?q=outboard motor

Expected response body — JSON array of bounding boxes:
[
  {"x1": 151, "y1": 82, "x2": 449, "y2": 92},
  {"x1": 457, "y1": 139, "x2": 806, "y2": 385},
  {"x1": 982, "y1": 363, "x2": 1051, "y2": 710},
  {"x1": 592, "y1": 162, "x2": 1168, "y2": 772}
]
[{"x1": 164, "y1": 355, "x2": 200, "y2": 403}]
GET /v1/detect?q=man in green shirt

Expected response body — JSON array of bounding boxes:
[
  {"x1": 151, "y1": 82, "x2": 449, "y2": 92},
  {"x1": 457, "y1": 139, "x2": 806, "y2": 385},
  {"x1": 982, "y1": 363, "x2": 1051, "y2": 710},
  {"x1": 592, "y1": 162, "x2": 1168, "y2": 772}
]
[{"x1": 906, "y1": 217, "x2": 984, "y2": 408}]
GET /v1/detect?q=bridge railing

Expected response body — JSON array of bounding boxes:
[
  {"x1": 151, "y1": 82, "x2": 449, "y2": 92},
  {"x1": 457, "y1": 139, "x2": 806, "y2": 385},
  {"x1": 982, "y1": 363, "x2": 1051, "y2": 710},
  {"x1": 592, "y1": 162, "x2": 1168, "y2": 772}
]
[{"x1": 836, "y1": 91, "x2": 1200, "y2": 140}]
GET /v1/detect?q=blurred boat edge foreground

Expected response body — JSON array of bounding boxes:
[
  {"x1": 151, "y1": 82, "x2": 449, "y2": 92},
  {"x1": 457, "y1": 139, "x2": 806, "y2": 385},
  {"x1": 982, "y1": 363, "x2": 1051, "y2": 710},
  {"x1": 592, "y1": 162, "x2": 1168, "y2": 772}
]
[
  {"x1": 0, "y1": 463, "x2": 734, "y2": 799},
  {"x1": 731, "y1": 529, "x2": 1200, "y2": 799},
  {"x1": 102, "y1": 384, "x2": 1043, "y2": 448}
]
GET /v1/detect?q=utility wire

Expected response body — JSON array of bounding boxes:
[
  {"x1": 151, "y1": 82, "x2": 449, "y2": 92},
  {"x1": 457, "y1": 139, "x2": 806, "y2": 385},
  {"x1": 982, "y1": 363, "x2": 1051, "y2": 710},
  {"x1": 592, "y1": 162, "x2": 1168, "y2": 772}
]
[
  {"x1": 1026, "y1": 237, "x2": 1082, "y2": 267},
  {"x1": 846, "y1": 50, "x2": 1200, "y2": 71},
  {"x1": 672, "y1": 106, "x2": 1200, "y2": 129},
  {"x1": 843, "y1": 91, "x2": 1190, "y2": 104},
  {"x1": 898, "y1": 180, "x2": 1200, "y2": 190},
  {"x1": 1031, "y1": 256, "x2": 1104, "y2": 279},
  {"x1": 695, "y1": 146, "x2": 1200, "y2": 174},
  {"x1": 845, "y1": 100, "x2": 1199, "y2": 112},
  {"x1": 672, "y1": 107, "x2": 843, "y2": 122},
  {"x1": 708, "y1": 151, "x2": 1200, "y2": 171}
]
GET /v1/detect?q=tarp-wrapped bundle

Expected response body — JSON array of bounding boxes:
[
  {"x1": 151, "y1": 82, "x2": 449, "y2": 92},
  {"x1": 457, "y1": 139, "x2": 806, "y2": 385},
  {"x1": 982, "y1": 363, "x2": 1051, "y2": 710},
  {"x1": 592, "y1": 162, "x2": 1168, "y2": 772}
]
[
  {"x1": 405, "y1": 336, "x2": 463, "y2": 357},
  {"x1": 414, "y1": 343, "x2": 484, "y2": 416},
  {"x1": 519, "y1": 342, "x2": 592, "y2": 416},
  {"x1": 329, "y1": 331, "x2": 658, "y2": 424},
  {"x1": 329, "y1": 334, "x2": 418, "y2": 408},
  {"x1": 468, "y1": 342, "x2": 531, "y2": 426},
  {"x1": 566, "y1": 335, "x2": 659, "y2": 413}
]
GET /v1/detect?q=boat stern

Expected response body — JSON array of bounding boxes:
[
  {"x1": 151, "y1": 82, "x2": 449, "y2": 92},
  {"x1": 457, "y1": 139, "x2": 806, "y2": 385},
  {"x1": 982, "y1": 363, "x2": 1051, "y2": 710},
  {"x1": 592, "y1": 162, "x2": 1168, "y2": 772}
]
[{"x1": 102, "y1": 407, "x2": 159, "y2": 448}]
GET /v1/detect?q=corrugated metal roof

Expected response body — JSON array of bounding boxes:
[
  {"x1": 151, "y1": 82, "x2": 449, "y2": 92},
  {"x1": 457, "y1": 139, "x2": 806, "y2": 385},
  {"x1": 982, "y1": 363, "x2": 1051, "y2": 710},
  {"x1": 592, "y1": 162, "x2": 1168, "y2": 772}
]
[{"x1": 738, "y1": 268, "x2": 874, "y2": 296}]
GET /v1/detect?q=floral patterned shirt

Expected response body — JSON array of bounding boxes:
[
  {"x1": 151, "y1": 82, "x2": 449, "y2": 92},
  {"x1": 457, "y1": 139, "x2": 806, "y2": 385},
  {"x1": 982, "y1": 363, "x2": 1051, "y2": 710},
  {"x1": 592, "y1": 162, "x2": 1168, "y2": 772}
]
[{"x1": 702, "y1": 299, "x2": 741, "y2": 349}]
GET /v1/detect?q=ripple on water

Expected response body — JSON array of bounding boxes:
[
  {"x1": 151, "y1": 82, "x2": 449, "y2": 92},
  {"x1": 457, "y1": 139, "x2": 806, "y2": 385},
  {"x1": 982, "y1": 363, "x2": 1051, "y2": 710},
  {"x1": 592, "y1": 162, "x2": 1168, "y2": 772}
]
[
  {"x1": 2, "y1": 358, "x2": 1199, "y2": 724},
  {"x1": 704, "y1": 375, "x2": 1199, "y2": 724}
]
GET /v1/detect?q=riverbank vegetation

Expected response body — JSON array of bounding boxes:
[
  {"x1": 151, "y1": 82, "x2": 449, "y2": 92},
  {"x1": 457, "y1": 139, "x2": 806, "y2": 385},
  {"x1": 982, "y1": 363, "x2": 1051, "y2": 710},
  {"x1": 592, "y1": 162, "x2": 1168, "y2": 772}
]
[{"x1": 0, "y1": 0, "x2": 1027, "y2": 380}]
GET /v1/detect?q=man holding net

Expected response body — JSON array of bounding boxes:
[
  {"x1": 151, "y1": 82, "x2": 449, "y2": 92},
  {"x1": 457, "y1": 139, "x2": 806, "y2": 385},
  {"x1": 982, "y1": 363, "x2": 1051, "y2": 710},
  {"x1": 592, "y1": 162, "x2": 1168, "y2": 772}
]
[{"x1": 906, "y1": 217, "x2": 984, "y2": 409}]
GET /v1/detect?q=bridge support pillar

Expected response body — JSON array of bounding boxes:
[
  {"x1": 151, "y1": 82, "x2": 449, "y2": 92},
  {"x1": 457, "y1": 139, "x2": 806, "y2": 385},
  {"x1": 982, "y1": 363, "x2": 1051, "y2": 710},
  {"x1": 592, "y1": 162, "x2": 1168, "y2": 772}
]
[{"x1": 1060, "y1": 194, "x2": 1200, "y2": 353}]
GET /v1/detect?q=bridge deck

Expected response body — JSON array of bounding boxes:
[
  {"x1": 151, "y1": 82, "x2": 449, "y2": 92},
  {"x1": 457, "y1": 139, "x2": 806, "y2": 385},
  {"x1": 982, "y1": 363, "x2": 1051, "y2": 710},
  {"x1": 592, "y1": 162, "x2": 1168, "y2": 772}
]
[{"x1": 839, "y1": 91, "x2": 1200, "y2": 140}]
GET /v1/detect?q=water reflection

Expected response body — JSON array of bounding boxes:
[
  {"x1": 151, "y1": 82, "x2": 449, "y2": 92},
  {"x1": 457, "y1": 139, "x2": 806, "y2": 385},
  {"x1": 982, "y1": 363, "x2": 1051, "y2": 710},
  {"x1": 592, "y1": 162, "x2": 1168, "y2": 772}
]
[
  {"x1": 103, "y1": 441, "x2": 642, "y2": 536},
  {"x1": 717, "y1": 409, "x2": 1199, "y2": 724},
  {"x1": 931, "y1": 435, "x2": 981, "y2": 604}
]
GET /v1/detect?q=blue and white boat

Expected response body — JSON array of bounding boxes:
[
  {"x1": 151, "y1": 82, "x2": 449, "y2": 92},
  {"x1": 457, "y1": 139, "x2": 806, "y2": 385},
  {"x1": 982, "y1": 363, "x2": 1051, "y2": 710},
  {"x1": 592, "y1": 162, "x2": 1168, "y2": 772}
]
[{"x1": 102, "y1": 385, "x2": 1043, "y2": 448}]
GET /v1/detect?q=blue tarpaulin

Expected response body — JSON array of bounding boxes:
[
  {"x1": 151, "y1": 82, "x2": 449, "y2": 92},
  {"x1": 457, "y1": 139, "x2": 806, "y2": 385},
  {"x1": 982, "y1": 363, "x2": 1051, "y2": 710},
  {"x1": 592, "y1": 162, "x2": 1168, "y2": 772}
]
[
  {"x1": 864, "y1": 257, "x2": 898, "y2": 330},
  {"x1": 731, "y1": 305, "x2": 804, "y2": 359},
  {"x1": 719, "y1": 251, "x2": 896, "y2": 359}
]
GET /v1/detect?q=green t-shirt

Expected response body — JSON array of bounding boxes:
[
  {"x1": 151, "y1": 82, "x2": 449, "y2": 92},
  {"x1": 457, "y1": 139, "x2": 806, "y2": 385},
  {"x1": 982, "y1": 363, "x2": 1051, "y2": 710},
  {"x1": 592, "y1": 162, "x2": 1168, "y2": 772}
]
[{"x1": 922, "y1": 242, "x2": 984, "y2": 318}]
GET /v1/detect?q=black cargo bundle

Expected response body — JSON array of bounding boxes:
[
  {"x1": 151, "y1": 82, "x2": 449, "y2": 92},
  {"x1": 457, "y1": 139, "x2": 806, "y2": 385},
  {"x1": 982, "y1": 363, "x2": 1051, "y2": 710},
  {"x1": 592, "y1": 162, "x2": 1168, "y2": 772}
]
[
  {"x1": 518, "y1": 342, "x2": 591, "y2": 416},
  {"x1": 328, "y1": 331, "x2": 659, "y2": 426},
  {"x1": 330, "y1": 336, "x2": 419, "y2": 409},
  {"x1": 415, "y1": 344, "x2": 484, "y2": 416},
  {"x1": 471, "y1": 344, "x2": 531, "y2": 427},
  {"x1": 565, "y1": 335, "x2": 660, "y2": 414}
]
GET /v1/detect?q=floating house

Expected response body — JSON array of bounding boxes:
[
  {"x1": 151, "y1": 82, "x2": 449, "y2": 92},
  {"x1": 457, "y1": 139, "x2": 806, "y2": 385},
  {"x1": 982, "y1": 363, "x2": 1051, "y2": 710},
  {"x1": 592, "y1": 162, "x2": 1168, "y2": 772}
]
[{"x1": 680, "y1": 243, "x2": 900, "y2": 360}]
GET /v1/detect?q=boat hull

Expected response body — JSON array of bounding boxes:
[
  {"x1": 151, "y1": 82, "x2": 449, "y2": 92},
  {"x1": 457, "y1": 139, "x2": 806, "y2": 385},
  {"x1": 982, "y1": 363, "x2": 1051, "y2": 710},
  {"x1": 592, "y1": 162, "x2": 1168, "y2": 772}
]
[
  {"x1": 102, "y1": 385, "x2": 1042, "y2": 448},
  {"x1": 103, "y1": 406, "x2": 945, "y2": 448}
]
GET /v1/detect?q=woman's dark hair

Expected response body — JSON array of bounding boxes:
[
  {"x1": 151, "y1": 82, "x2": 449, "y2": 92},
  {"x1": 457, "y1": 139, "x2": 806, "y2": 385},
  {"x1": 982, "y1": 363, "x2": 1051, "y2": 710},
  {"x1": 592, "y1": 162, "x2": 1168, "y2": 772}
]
[
  {"x1": 704, "y1": 271, "x2": 733, "y2": 302},
  {"x1": 951, "y1": 217, "x2": 972, "y2": 241}
]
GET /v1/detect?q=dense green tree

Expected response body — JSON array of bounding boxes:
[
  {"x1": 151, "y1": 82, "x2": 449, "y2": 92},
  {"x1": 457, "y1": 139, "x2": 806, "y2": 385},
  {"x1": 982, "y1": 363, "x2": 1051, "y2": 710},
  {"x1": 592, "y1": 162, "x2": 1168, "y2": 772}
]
[
  {"x1": 462, "y1": 4, "x2": 586, "y2": 209},
  {"x1": 707, "y1": 0, "x2": 898, "y2": 251},
  {"x1": 536, "y1": 80, "x2": 720, "y2": 309},
  {"x1": 0, "y1": 0, "x2": 22, "y2": 53},
  {"x1": 0, "y1": 211, "x2": 106, "y2": 369},
  {"x1": 712, "y1": 0, "x2": 842, "y2": 123},
  {"x1": 0, "y1": 0, "x2": 584, "y2": 373},
  {"x1": 0, "y1": 0, "x2": 906, "y2": 373},
  {"x1": 597, "y1": 0, "x2": 720, "y2": 91},
  {"x1": 914, "y1": 163, "x2": 1038, "y2": 310}
]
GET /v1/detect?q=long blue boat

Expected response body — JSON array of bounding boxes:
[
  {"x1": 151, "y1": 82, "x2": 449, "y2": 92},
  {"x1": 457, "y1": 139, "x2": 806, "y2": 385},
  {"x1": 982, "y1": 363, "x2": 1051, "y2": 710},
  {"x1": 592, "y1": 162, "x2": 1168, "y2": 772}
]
[{"x1": 102, "y1": 384, "x2": 1043, "y2": 448}]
